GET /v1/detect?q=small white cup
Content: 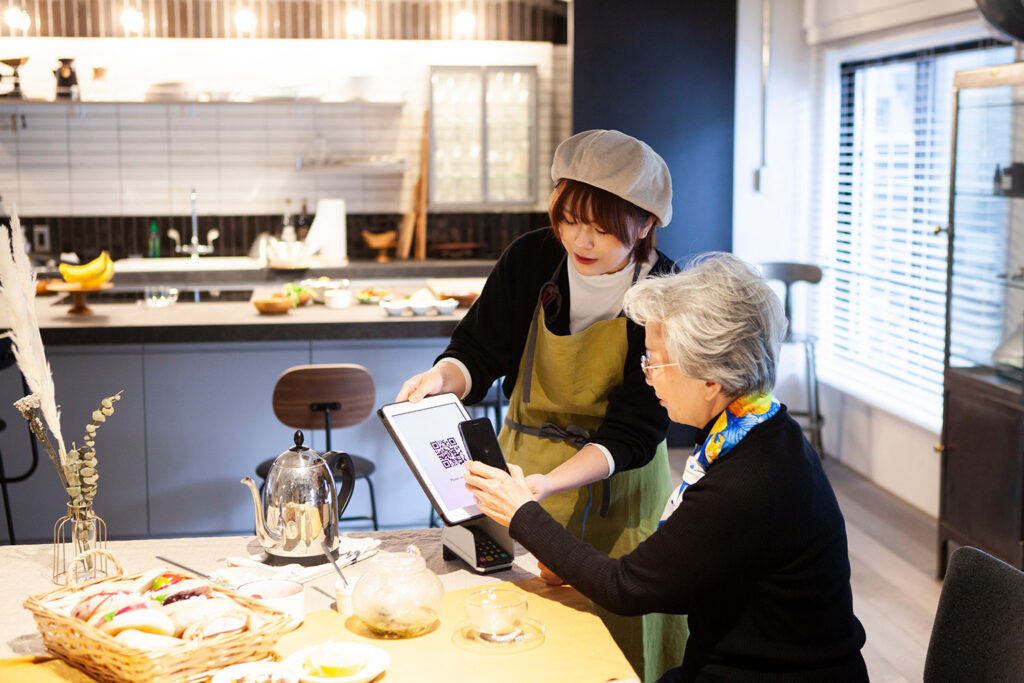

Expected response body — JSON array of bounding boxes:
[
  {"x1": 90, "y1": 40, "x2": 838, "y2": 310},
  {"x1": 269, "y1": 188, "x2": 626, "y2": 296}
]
[
  {"x1": 465, "y1": 588, "x2": 527, "y2": 642},
  {"x1": 237, "y1": 578, "x2": 305, "y2": 627},
  {"x1": 335, "y1": 578, "x2": 355, "y2": 617},
  {"x1": 325, "y1": 288, "x2": 351, "y2": 309}
]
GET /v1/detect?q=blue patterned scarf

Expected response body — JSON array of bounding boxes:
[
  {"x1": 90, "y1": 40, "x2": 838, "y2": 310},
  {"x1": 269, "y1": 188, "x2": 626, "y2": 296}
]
[{"x1": 660, "y1": 391, "x2": 780, "y2": 523}]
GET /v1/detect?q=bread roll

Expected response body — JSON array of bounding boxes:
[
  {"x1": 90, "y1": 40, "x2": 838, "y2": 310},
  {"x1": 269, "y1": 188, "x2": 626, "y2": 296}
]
[
  {"x1": 114, "y1": 628, "x2": 185, "y2": 651},
  {"x1": 98, "y1": 604, "x2": 176, "y2": 637},
  {"x1": 167, "y1": 597, "x2": 239, "y2": 637}
]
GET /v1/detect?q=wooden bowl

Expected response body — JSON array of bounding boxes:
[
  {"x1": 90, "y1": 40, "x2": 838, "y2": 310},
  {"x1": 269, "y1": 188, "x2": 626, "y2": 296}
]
[{"x1": 253, "y1": 297, "x2": 292, "y2": 315}]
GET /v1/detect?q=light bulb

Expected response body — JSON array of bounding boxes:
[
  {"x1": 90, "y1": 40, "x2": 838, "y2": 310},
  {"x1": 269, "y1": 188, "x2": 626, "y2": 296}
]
[
  {"x1": 453, "y1": 10, "x2": 475, "y2": 38},
  {"x1": 234, "y1": 8, "x2": 257, "y2": 34},
  {"x1": 346, "y1": 8, "x2": 366, "y2": 37},
  {"x1": 4, "y1": 7, "x2": 30, "y2": 31},
  {"x1": 120, "y1": 7, "x2": 143, "y2": 34}
]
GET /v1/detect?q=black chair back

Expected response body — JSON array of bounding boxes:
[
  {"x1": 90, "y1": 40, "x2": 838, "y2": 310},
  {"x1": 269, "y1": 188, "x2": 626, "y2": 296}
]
[{"x1": 924, "y1": 545, "x2": 1024, "y2": 682}]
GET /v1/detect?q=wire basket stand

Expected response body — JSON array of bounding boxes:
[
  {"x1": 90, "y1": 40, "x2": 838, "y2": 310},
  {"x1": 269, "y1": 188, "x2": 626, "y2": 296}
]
[{"x1": 53, "y1": 502, "x2": 108, "y2": 585}]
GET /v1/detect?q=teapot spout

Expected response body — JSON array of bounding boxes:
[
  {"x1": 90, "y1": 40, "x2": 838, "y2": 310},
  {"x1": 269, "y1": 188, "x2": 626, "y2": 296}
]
[{"x1": 241, "y1": 477, "x2": 281, "y2": 546}]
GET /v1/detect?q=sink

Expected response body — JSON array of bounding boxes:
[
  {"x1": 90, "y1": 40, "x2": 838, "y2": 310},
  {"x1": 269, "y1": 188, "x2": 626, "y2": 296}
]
[{"x1": 115, "y1": 256, "x2": 262, "y2": 272}]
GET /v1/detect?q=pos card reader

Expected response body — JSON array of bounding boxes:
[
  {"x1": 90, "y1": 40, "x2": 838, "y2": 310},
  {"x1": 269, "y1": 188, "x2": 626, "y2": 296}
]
[{"x1": 441, "y1": 516, "x2": 515, "y2": 574}]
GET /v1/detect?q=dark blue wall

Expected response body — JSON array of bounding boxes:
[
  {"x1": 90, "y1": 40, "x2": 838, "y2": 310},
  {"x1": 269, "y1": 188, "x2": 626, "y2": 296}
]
[
  {"x1": 572, "y1": 0, "x2": 736, "y2": 265},
  {"x1": 573, "y1": 1, "x2": 736, "y2": 446}
]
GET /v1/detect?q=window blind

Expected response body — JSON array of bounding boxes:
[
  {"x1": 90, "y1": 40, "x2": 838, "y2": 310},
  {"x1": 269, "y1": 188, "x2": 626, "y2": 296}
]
[{"x1": 820, "y1": 40, "x2": 1013, "y2": 429}]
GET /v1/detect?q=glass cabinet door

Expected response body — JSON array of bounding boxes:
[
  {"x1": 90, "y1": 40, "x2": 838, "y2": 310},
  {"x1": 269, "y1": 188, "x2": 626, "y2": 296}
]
[
  {"x1": 429, "y1": 66, "x2": 537, "y2": 207},
  {"x1": 948, "y1": 67, "x2": 1024, "y2": 382}
]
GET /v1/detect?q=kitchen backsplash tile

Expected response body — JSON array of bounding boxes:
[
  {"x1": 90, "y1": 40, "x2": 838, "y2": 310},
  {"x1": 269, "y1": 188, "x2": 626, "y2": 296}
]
[{"x1": 15, "y1": 211, "x2": 550, "y2": 263}]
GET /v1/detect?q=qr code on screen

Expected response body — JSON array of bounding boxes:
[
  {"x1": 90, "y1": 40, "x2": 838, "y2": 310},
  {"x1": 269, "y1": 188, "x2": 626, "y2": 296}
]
[{"x1": 430, "y1": 437, "x2": 466, "y2": 470}]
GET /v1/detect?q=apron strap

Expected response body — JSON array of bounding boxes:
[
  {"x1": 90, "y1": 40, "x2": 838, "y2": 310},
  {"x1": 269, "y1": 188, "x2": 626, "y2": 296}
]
[
  {"x1": 523, "y1": 254, "x2": 568, "y2": 403},
  {"x1": 504, "y1": 416, "x2": 590, "y2": 448},
  {"x1": 504, "y1": 416, "x2": 613, "y2": 519},
  {"x1": 615, "y1": 261, "x2": 644, "y2": 318}
]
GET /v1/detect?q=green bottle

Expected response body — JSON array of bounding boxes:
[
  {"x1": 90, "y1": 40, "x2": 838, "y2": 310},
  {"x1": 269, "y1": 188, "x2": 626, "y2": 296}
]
[{"x1": 148, "y1": 221, "x2": 160, "y2": 258}]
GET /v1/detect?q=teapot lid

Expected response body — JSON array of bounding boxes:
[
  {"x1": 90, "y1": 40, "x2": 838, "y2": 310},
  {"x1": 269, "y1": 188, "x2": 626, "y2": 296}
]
[{"x1": 274, "y1": 430, "x2": 325, "y2": 468}]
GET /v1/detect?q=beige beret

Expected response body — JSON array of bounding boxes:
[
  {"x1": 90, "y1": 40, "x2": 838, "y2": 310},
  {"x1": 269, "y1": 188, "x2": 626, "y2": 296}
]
[{"x1": 550, "y1": 129, "x2": 672, "y2": 227}]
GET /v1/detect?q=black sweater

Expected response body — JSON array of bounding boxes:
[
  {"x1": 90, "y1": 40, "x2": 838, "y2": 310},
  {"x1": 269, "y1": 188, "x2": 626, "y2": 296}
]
[
  {"x1": 438, "y1": 227, "x2": 676, "y2": 473},
  {"x1": 510, "y1": 407, "x2": 868, "y2": 682}
]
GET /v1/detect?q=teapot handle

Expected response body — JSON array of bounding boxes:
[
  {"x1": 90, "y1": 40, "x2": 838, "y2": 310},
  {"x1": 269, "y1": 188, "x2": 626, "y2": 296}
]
[{"x1": 323, "y1": 450, "x2": 356, "y2": 516}]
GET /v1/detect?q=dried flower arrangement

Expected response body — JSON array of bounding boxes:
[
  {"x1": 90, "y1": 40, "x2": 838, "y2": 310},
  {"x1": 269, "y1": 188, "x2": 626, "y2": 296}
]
[{"x1": 0, "y1": 212, "x2": 123, "y2": 582}]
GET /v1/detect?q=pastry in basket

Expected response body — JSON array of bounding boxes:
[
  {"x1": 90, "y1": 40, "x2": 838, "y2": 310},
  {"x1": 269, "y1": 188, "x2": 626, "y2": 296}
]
[
  {"x1": 148, "y1": 577, "x2": 214, "y2": 606},
  {"x1": 113, "y1": 628, "x2": 185, "y2": 651},
  {"x1": 166, "y1": 597, "x2": 246, "y2": 637},
  {"x1": 76, "y1": 592, "x2": 176, "y2": 637}
]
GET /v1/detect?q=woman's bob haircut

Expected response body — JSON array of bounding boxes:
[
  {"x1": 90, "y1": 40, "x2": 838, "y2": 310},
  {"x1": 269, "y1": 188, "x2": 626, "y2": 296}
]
[
  {"x1": 623, "y1": 252, "x2": 788, "y2": 397},
  {"x1": 548, "y1": 179, "x2": 657, "y2": 263}
]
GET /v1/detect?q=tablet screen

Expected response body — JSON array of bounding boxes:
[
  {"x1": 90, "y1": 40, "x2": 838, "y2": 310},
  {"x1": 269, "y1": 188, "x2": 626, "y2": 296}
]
[{"x1": 379, "y1": 394, "x2": 481, "y2": 524}]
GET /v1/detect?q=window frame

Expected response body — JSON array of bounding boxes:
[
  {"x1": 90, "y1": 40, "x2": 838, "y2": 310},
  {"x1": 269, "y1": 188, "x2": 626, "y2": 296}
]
[{"x1": 814, "y1": 26, "x2": 1010, "y2": 434}]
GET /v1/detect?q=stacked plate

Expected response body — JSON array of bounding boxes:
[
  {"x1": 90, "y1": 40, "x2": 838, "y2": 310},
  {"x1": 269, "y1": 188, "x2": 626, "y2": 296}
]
[{"x1": 144, "y1": 81, "x2": 188, "y2": 102}]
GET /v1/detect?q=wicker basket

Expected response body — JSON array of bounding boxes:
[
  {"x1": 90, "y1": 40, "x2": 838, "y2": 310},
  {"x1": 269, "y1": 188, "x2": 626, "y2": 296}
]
[{"x1": 23, "y1": 549, "x2": 293, "y2": 683}]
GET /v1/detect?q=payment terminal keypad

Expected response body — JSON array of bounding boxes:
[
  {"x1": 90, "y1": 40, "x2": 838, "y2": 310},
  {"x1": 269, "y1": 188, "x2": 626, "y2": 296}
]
[{"x1": 471, "y1": 525, "x2": 511, "y2": 569}]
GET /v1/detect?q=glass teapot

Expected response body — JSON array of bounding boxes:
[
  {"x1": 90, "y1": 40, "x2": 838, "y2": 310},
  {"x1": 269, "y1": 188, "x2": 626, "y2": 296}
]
[
  {"x1": 352, "y1": 545, "x2": 444, "y2": 637},
  {"x1": 241, "y1": 430, "x2": 356, "y2": 561}
]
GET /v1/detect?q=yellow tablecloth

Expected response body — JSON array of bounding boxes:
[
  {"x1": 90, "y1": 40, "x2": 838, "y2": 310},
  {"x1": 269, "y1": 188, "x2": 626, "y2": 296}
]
[{"x1": 0, "y1": 578, "x2": 637, "y2": 682}]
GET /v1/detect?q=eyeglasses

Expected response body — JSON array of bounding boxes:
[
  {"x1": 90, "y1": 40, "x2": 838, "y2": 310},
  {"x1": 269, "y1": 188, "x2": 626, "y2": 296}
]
[{"x1": 640, "y1": 354, "x2": 676, "y2": 378}]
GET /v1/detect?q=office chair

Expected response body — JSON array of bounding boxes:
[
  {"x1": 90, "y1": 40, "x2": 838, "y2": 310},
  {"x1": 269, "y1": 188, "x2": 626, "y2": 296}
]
[
  {"x1": 923, "y1": 545, "x2": 1024, "y2": 682},
  {"x1": 255, "y1": 364, "x2": 378, "y2": 530},
  {"x1": 759, "y1": 262, "x2": 824, "y2": 456}
]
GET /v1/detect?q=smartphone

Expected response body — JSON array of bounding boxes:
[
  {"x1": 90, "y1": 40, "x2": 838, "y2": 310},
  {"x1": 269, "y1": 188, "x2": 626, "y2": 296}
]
[{"x1": 459, "y1": 417, "x2": 509, "y2": 472}]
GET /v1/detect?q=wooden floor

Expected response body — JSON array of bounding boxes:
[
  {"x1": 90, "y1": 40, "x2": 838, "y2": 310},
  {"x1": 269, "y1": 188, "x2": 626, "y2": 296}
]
[
  {"x1": 666, "y1": 450, "x2": 941, "y2": 682},
  {"x1": 825, "y1": 458, "x2": 941, "y2": 682}
]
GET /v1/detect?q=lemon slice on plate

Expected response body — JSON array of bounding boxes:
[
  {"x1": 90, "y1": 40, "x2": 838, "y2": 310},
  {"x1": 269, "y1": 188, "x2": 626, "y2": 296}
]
[{"x1": 286, "y1": 642, "x2": 389, "y2": 683}]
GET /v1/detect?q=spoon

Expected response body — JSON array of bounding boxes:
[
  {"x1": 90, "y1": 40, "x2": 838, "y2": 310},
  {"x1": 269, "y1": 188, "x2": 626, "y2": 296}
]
[{"x1": 322, "y1": 540, "x2": 350, "y2": 588}]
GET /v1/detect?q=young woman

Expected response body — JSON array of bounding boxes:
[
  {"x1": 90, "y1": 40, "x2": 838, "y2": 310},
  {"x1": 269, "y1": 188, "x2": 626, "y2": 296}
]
[{"x1": 397, "y1": 130, "x2": 686, "y2": 681}]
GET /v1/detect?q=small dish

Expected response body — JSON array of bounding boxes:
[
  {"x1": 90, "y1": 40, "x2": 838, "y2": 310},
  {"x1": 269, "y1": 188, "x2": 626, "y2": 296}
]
[
  {"x1": 236, "y1": 578, "x2": 305, "y2": 628},
  {"x1": 408, "y1": 302, "x2": 431, "y2": 316},
  {"x1": 325, "y1": 288, "x2": 351, "y2": 309},
  {"x1": 380, "y1": 299, "x2": 407, "y2": 317},
  {"x1": 434, "y1": 298, "x2": 458, "y2": 315},
  {"x1": 452, "y1": 617, "x2": 546, "y2": 654},
  {"x1": 285, "y1": 642, "x2": 390, "y2": 683},
  {"x1": 211, "y1": 661, "x2": 299, "y2": 683},
  {"x1": 356, "y1": 287, "x2": 388, "y2": 304},
  {"x1": 253, "y1": 297, "x2": 292, "y2": 315}
]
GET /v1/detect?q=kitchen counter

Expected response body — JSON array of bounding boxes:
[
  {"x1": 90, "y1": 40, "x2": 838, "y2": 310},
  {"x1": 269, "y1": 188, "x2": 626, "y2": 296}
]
[{"x1": 35, "y1": 296, "x2": 467, "y2": 346}]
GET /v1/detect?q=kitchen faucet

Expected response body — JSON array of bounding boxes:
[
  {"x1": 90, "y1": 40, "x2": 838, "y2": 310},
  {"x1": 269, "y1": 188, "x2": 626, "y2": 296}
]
[{"x1": 176, "y1": 188, "x2": 217, "y2": 258}]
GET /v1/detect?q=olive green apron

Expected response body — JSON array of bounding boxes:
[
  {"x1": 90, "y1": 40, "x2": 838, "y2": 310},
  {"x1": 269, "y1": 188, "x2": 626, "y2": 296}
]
[{"x1": 498, "y1": 257, "x2": 687, "y2": 683}]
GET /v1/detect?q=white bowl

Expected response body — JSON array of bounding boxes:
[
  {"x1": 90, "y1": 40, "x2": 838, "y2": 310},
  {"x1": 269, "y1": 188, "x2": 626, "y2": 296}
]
[
  {"x1": 380, "y1": 300, "x2": 407, "y2": 316},
  {"x1": 285, "y1": 641, "x2": 390, "y2": 683},
  {"x1": 434, "y1": 298, "x2": 458, "y2": 315},
  {"x1": 236, "y1": 578, "x2": 305, "y2": 627},
  {"x1": 212, "y1": 661, "x2": 298, "y2": 683},
  {"x1": 325, "y1": 288, "x2": 351, "y2": 309},
  {"x1": 408, "y1": 302, "x2": 432, "y2": 316}
]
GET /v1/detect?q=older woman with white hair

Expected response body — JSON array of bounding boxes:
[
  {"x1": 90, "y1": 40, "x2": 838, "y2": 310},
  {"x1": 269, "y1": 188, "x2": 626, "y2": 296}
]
[{"x1": 465, "y1": 252, "x2": 868, "y2": 682}]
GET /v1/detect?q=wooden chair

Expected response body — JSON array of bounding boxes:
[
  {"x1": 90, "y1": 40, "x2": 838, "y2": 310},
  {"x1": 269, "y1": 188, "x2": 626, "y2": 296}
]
[
  {"x1": 924, "y1": 545, "x2": 1024, "y2": 682},
  {"x1": 759, "y1": 262, "x2": 824, "y2": 456},
  {"x1": 256, "y1": 364, "x2": 378, "y2": 530}
]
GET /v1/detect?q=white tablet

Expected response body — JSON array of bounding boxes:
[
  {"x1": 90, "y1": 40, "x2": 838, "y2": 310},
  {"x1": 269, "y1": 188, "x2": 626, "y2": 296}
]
[{"x1": 378, "y1": 393, "x2": 483, "y2": 526}]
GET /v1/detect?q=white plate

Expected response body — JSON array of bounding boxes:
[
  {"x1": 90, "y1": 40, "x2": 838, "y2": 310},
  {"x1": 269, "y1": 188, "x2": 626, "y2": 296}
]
[
  {"x1": 211, "y1": 661, "x2": 299, "y2": 683},
  {"x1": 285, "y1": 642, "x2": 390, "y2": 683}
]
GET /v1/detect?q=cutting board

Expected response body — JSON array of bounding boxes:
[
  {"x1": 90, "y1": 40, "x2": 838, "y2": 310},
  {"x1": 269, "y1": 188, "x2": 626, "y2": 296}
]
[{"x1": 426, "y1": 278, "x2": 487, "y2": 299}]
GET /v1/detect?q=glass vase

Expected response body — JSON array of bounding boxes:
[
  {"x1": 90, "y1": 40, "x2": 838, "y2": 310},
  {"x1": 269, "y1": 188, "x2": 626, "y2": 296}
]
[{"x1": 53, "y1": 502, "x2": 108, "y2": 585}]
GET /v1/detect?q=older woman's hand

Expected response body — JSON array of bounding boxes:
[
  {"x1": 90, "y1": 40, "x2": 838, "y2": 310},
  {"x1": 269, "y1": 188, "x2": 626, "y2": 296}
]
[{"x1": 464, "y1": 461, "x2": 536, "y2": 527}]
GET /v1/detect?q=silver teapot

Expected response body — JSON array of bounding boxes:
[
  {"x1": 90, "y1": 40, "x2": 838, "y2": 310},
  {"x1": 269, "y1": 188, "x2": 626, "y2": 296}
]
[{"x1": 241, "y1": 430, "x2": 356, "y2": 561}]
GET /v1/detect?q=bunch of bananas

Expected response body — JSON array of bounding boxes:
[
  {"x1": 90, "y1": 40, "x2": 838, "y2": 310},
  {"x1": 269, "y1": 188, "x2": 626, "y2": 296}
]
[{"x1": 58, "y1": 251, "x2": 114, "y2": 289}]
